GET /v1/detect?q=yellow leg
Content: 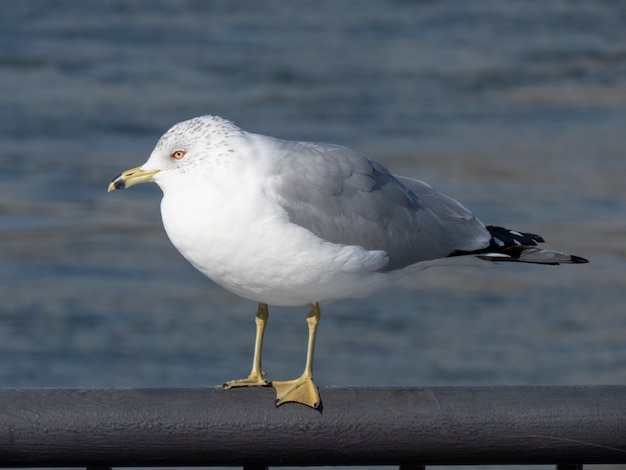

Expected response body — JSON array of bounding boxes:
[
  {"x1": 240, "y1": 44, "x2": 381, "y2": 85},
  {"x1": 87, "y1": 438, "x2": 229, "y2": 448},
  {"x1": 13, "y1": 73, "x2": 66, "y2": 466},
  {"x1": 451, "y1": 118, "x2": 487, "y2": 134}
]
[
  {"x1": 223, "y1": 303, "x2": 271, "y2": 389},
  {"x1": 272, "y1": 303, "x2": 321, "y2": 408}
]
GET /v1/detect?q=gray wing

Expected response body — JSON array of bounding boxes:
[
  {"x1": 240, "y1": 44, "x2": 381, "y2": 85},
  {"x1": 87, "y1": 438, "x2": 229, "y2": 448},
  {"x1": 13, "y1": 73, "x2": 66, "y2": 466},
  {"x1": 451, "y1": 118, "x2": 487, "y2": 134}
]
[{"x1": 269, "y1": 140, "x2": 490, "y2": 271}]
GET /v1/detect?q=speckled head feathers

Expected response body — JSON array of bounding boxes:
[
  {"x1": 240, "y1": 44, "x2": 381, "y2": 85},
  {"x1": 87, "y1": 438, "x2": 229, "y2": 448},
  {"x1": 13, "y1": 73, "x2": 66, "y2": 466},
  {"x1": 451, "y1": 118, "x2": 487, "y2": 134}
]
[
  {"x1": 140, "y1": 115, "x2": 247, "y2": 179},
  {"x1": 154, "y1": 115, "x2": 244, "y2": 152}
]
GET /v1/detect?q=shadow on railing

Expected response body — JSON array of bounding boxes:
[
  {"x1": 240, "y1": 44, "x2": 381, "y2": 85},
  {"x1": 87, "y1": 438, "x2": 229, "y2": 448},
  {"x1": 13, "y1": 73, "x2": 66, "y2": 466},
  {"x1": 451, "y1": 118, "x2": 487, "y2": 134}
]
[{"x1": 0, "y1": 386, "x2": 624, "y2": 469}]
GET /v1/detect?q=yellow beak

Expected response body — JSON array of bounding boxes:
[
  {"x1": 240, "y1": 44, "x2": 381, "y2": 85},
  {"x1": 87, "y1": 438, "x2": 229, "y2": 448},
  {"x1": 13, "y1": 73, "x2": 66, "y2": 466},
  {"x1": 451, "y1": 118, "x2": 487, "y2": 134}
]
[{"x1": 108, "y1": 166, "x2": 160, "y2": 192}]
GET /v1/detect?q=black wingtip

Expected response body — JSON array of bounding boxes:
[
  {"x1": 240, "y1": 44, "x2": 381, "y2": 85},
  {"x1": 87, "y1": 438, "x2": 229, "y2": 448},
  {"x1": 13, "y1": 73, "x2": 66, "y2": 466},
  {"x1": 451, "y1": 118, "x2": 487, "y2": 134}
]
[
  {"x1": 486, "y1": 225, "x2": 544, "y2": 247},
  {"x1": 570, "y1": 255, "x2": 589, "y2": 264}
]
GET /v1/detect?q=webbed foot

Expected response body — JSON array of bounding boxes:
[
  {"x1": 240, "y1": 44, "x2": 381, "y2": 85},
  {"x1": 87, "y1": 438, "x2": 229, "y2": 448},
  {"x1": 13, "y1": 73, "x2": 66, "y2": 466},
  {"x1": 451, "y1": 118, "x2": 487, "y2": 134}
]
[
  {"x1": 272, "y1": 376, "x2": 320, "y2": 408},
  {"x1": 223, "y1": 373, "x2": 270, "y2": 389}
]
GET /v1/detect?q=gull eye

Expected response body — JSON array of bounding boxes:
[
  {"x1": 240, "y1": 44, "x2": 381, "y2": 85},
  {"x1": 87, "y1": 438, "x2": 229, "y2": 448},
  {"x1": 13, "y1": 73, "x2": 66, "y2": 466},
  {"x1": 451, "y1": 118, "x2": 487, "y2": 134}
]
[{"x1": 171, "y1": 150, "x2": 186, "y2": 160}]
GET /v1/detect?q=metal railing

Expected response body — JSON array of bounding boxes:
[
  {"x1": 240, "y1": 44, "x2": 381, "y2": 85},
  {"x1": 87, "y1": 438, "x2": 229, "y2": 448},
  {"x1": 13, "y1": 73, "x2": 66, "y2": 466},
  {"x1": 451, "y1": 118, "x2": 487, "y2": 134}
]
[{"x1": 0, "y1": 386, "x2": 624, "y2": 468}]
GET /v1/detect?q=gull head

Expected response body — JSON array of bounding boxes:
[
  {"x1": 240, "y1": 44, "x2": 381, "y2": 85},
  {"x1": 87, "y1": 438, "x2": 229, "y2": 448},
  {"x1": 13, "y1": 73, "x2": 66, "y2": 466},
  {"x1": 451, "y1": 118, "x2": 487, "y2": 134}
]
[{"x1": 108, "y1": 115, "x2": 244, "y2": 192}]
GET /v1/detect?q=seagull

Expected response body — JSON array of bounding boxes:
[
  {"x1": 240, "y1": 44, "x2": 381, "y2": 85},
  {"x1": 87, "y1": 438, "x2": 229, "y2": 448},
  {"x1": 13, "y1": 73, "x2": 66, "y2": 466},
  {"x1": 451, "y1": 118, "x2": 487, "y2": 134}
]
[{"x1": 108, "y1": 115, "x2": 588, "y2": 408}]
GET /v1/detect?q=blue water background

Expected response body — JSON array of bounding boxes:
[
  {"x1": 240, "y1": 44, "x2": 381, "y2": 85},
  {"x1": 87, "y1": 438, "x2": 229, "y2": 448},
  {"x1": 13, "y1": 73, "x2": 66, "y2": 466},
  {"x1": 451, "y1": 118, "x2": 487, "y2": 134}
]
[{"x1": 1, "y1": 2, "x2": 625, "y2": 468}]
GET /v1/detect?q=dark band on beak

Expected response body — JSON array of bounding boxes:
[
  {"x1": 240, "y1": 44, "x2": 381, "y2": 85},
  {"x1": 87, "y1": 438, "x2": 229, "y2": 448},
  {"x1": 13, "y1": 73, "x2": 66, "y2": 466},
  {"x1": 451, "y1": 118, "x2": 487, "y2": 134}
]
[
  {"x1": 107, "y1": 166, "x2": 160, "y2": 192},
  {"x1": 110, "y1": 174, "x2": 127, "y2": 190}
]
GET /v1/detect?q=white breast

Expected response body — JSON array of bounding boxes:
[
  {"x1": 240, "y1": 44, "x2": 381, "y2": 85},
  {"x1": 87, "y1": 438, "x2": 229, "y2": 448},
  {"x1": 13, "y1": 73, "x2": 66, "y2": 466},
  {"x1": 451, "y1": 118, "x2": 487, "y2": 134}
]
[{"x1": 158, "y1": 162, "x2": 390, "y2": 306}]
